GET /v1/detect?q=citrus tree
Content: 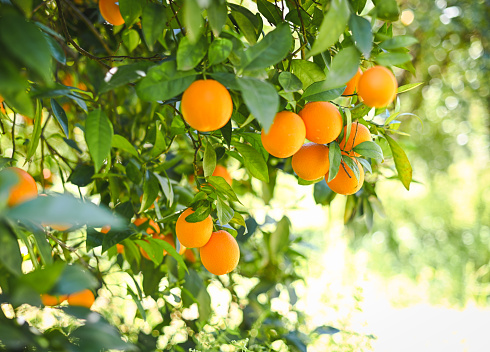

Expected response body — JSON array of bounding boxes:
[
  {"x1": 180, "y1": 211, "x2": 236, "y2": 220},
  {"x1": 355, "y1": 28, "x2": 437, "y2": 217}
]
[{"x1": 0, "y1": 0, "x2": 420, "y2": 350}]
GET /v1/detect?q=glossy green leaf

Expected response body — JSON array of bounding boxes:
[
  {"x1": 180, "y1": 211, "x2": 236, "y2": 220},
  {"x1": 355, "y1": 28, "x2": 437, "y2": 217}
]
[
  {"x1": 43, "y1": 33, "x2": 66, "y2": 65},
  {"x1": 216, "y1": 198, "x2": 234, "y2": 225},
  {"x1": 185, "y1": 202, "x2": 212, "y2": 223},
  {"x1": 302, "y1": 86, "x2": 345, "y2": 102},
  {"x1": 25, "y1": 100, "x2": 43, "y2": 162},
  {"x1": 291, "y1": 60, "x2": 326, "y2": 89},
  {"x1": 208, "y1": 38, "x2": 233, "y2": 65},
  {"x1": 51, "y1": 99, "x2": 69, "y2": 137},
  {"x1": 383, "y1": 133, "x2": 412, "y2": 190},
  {"x1": 229, "y1": 5, "x2": 259, "y2": 44},
  {"x1": 349, "y1": 14, "x2": 373, "y2": 58},
  {"x1": 308, "y1": 0, "x2": 350, "y2": 57},
  {"x1": 278, "y1": 72, "x2": 303, "y2": 93},
  {"x1": 237, "y1": 77, "x2": 279, "y2": 133},
  {"x1": 122, "y1": 29, "x2": 140, "y2": 53},
  {"x1": 203, "y1": 138, "x2": 217, "y2": 178},
  {"x1": 183, "y1": 0, "x2": 204, "y2": 43},
  {"x1": 375, "y1": 52, "x2": 412, "y2": 66},
  {"x1": 112, "y1": 134, "x2": 139, "y2": 158},
  {"x1": 85, "y1": 109, "x2": 113, "y2": 172},
  {"x1": 207, "y1": 176, "x2": 240, "y2": 202},
  {"x1": 354, "y1": 140, "x2": 382, "y2": 162},
  {"x1": 149, "y1": 121, "x2": 167, "y2": 158},
  {"x1": 257, "y1": 0, "x2": 282, "y2": 25},
  {"x1": 142, "y1": 3, "x2": 167, "y2": 50},
  {"x1": 240, "y1": 23, "x2": 292, "y2": 71},
  {"x1": 342, "y1": 154, "x2": 360, "y2": 181},
  {"x1": 177, "y1": 36, "x2": 208, "y2": 71},
  {"x1": 327, "y1": 141, "x2": 342, "y2": 182},
  {"x1": 234, "y1": 142, "x2": 269, "y2": 182},
  {"x1": 356, "y1": 156, "x2": 373, "y2": 174},
  {"x1": 99, "y1": 62, "x2": 152, "y2": 94},
  {"x1": 380, "y1": 35, "x2": 418, "y2": 50},
  {"x1": 397, "y1": 82, "x2": 424, "y2": 93}
]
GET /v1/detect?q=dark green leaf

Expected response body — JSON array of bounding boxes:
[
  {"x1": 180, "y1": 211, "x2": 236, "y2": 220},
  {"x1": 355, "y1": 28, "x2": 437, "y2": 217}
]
[
  {"x1": 313, "y1": 181, "x2": 337, "y2": 205},
  {"x1": 341, "y1": 155, "x2": 360, "y2": 181},
  {"x1": 182, "y1": 269, "x2": 211, "y2": 321},
  {"x1": 353, "y1": 141, "x2": 384, "y2": 162},
  {"x1": 142, "y1": 3, "x2": 167, "y2": 50},
  {"x1": 302, "y1": 86, "x2": 345, "y2": 102},
  {"x1": 240, "y1": 23, "x2": 292, "y2": 71},
  {"x1": 327, "y1": 141, "x2": 342, "y2": 182},
  {"x1": 26, "y1": 100, "x2": 43, "y2": 162},
  {"x1": 208, "y1": 0, "x2": 228, "y2": 36},
  {"x1": 383, "y1": 133, "x2": 412, "y2": 190},
  {"x1": 314, "y1": 326, "x2": 340, "y2": 335},
  {"x1": 349, "y1": 14, "x2": 373, "y2": 58},
  {"x1": 216, "y1": 198, "x2": 234, "y2": 225},
  {"x1": 257, "y1": 0, "x2": 282, "y2": 25},
  {"x1": 0, "y1": 223, "x2": 22, "y2": 276},
  {"x1": 234, "y1": 142, "x2": 269, "y2": 182},
  {"x1": 186, "y1": 203, "x2": 212, "y2": 223},
  {"x1": 68, "y1": 164, "x2": 95, "y2": 187},
  {"x1": 99, "y1": 62, "x2": 152, "y2": 94},
  {"x1": 53, "y1": 265, "x2": 98, "y2": 295},
  {"x1": 237, "y1": 77, "x2": 279, "y2": 133},
  {"x1": 208, "y1": 38, "x2": 233, "y2": 66},
  {"x1": 85, "y1": 109, "x2": 114, "y2": 172},
  {"x1": 149, "y1": 121, "x2": 167, "y2": 158},
  {"x1": 119, "y1": 0, "x2": 143, "y2": 27},
  {"x1": 43, "y1": 33, "x2": 66, "y2": 65},
  {"x1": 51, "y1": 99, "x2": 69, "y2": 137},
  {"x1": 373, "y1": 0, "x2": 400, "y2": 21},
  {"x1": 0, "y1": 58, "x2": 33, "y2": 117},
  {"x1": 278, "y1": 72, "x2": 303, "y2": 93},
  {"x1": 308, "y1": 0, "x2": 350, "y2": 57}
]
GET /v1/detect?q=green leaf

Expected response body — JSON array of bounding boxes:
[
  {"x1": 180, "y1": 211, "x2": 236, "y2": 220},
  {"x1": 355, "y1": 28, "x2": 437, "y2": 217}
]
[
  {"x1": 11, "y1": 0, "x2": 34, "y2": 18},
  {"x1": 278, "y1": 72, "x2": 303, "y2": 93},
  {"x1": 291, "y1": 60, "x2": 326, "y2": 89},
  {"x1": 136, "y1": 61, "x2": 196, "y2": 102},
  {"x1": 353, "y1": 141, "x2": 383, "y2": 162},
  {"x1": 142, "y1": 3, "x2": 167, "y2": 50},
  {"x1": 154, "y1": 173, "x2": 174, "y2": 207},
  {"x1": 6, "y1": 194, "x2": 125, "y2": 229},
  {"x1": 380, "y1": 35, "x2": 418, "y2": 50},
  {"x1": 257, "y1": 0, "x2": 282, "y2": 25},
  {"x1": 308, "y1": 0, "x2": 350, "y2": 57},
  {"x1": 375, "y1": 52, "x2": 412, "y2": 66},
  {"x1": 185, "y1": 203, "x2": 212, "y2": 223},
  {"x1": 68, "y1": 164, "x2": 95, "y2": 187},
  {"x1": 349, "y1": 14, "x2": 373, "y2": 58},
  {"x1": 51, "y1": 99, "x2": 69, "y2": 137},
  {"x1": 203, "y1": 138, "x2": 217, "y2": 178},
  {"x1": 237, "y1": 77, "x2": 279, "y2": 133},
  {"x1": 229, "y1": 5, "x2": 260, "y2": 45},
  {"x1": 43, "y1": 33, "x2": 66, "y2": 65},
  {"x1": 140, "y1": 171, "x2": 160, "y2": 212},
  {"x1": 149, "y1": 120, "x2": 167, "y2": 158},
  {"x1": 341, "y1": 155, "x2": 360, "y2": 181},
  {"x1": 383, "y1": 133, "x2": 412, "y2": 190},
  {"x1": 122, "y1": 29, "x2": 140, "y2": 53},
  {"x1": 302, "y1": 86, "x2": 345, "y2": 103},
  {"x1": 53, "y1": 265, "x2": 98, "y2": 295},
  {"x1": 112, "y1": 134, "x2": 139, "y2": 158},
  {"x1": 0, "y1": 58, "x2": 33, "y2": 117},
  {"x1": 128, "y1": 287, "x2": 147, "y2": 321},
  {"x1": 356, "y1": 156, "x2": 372, "y2": 174},
  {"x1": 240, "y1": 23, "x2": 292, "y2": 71},
  {"x1": 216, "y1": 198, "x2": 234, "y2": 225},
  {"x1": 0, "y1": 223, "x2": 22, "y2": 276},
  {"x1": 136, "y1": 239, "x2": 163, "y2": 265},
  {"x1": 99, "y1": 62, "x2": 152, "y2": 94},
  {"x1": 183, "y1": 0, "x2": 204, "y2": 43},
  {"x1": 208, "y1": 0, "x2": 228, "y2": 36},
  {"x1": 269, "y1": 216, "x2": 290, "y2": 263},
  {"x1": 183, "y1": 269, "x2": 211, "y2": 322},
  {"x1": 26, "y1": 100, "x2": 43, "y2": 162},
  {"x1": 350, "y1": 103, "x2": 371, "y2": 120},
  {"x1": 119, "y1": 0, "x2": 143, "y2": 27},
  {"x1": 207, "y1": 176, "x2": 240, "y2": 203},
  {"x1": 327, "y1": 141, "x2": 342, "y2": 182},
  {"x1": 397, "y1": 82, "x2": 424, "y2": 93},
  {"x1": 373, "y1": 0, "x2": 400, "y2": 22},
  {"x1": 234, "y1": 142, "x2": 269, "y2": 182},
  {"x1": 0, "y1": 12, "x2": 52, "y2": 83},
  {"x1": 208, "y1": 38, "x2": 233, "y2": 66},
  {"x1": 85, "y1": 109, "x2": 114, "y2": 172}
]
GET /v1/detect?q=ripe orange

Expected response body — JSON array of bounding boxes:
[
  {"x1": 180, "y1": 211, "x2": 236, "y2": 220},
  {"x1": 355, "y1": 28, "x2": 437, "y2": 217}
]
[
  {"x1": 261, "y1": 111, "x2": 306, "y2": 158},
  {"x1": 184, "y1": 249, "x2": 197, "y2": 263},
  {"x1": 116, "y1": 244, "x2": 124, "y2": 254},
  {"x1": 357, "y1": 66, "x2": 398, "y2": 108},
  {"x1": 0, "y1": 96, "x2": 6, "y2": 114},
  {"x1": 98, "y1": 0, "x2": 125, "y2": 26},
  {"x1": 298, "y1": 102, "x2": 342, "y2": 144},
  {"x1": 212, "y1": 165, "x2": 232, "y2": 186},
  {"x1": 67, "y1": 289, "x2": 95, "y2": 308},
  {"x1": 100, "y1": 225, "x2": 111, "y2": 234},
  {"x1": 162, "y1": 233, "x2": 186, "y2": 255},
  {"x1": 41, "y1": 294, "x2": 67, "y2": 306},
  {"x1": 181, "y1": 80, "x2": 233, "y2": 132},
  {"x1": 200, "y1": 230, "x2": 239, "y2": 275},
  {"x1": 134, "y1": 218, "x2": 160, "y2": 235},
  {"x1": 42, "y1": 168, "x2": 53, "y2": 189},
  {"x1": 3, "y1": 167, "x2": 38, "y2": 207},
  {"x1": 343, "y1": 68, "x2": 363, "y2": 96},
  {"x1": 338, "y1": 122, "x2": 371, "y2": 156},
  {"x1": 291, "y1": 143, "x2": 330, "y2": 181},
  {"x1": 175, "y1": 208, "x2": 213, "y2": 248},
  {"x1": 326, "y1": 157, "x2": 364, "y2": 195},
  {"x1": 49, "y1": 224, "x2": 72, "y2": 232}
]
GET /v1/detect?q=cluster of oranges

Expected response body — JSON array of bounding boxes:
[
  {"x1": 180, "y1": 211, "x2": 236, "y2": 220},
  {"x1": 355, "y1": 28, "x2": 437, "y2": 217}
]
[{"x1": 41, "y1": 288, "x2": 95, "y2": 308}]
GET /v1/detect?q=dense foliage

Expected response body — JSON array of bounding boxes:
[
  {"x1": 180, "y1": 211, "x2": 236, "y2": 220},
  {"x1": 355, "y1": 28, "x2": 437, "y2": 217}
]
[{"x1": 0, "y1": 0, "x2": 420, "y2": 350}]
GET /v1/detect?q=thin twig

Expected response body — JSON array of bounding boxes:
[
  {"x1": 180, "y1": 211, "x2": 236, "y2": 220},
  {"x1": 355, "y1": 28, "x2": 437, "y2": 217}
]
[
  {"x1": 11, "y1": 113, "x2": 16, "y2": 158},
  {"x1": 169, "y1": 0, "x2": 185, "y2": 34},
  {"x1": 294, "y1": 0, "x2": 308, "y2": 59},
  {"x1": 46, "y1": 232, "x2": 93, "y2": 271}
]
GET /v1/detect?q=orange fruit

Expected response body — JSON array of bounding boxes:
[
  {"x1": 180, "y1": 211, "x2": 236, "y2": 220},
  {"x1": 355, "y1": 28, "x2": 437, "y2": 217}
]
[
  {"x1": 298, "y1": 102, "x2": 342, "y2": 144},
  {"x1": 181, "y1": 80, "x2": 233, "y2": 132},
  {"x1": 338, "y1": 122, "x2": 372, "y2": 156},
  {"x1": 326, "y1": 157, "x2": 364, "y2": 195},
  {"x1": 200, "y1": 230, "x2": 240, "y2": 275},
  {"x1": 162, "y1": 233, "x2": 186, "y2": 255},
  {"x1": 116, "y1": 244, "x2": 124, "y2": 254},
  {"x1": 0, "y1": 96, "x2": 6, "y2": 114},
  {"x1": 100, "y1": 225, "x2": 111, "y2": 234},
  {"x1": 49, "y1": 224, "x2": 72, "y2": 232},
  {"x1": 2, "y1": 167, "x2": 38, "y2": 207},
  {"x1": 98, "y1": 0, "x2": 125, "y2": 26},
  {"x1": 261, "y1": 111, "x2": 306, "y2": 158},
  {"x1": 41, "y1": 294, "x2": 67, "y2": 306},
  {"x1": 291, "y1": 143, "x2": 330, "y2": 181},
  {"x1": 175, "y1": 208, "x2": 213, "y2": 248},
  {"x1": 357, "y1": 66, "x2": 398, "y2": 108},
  {"x1": 343, "y1": 68, "x2": 363, "y2": 96},
  {"x1": 184, "y1": 249, "x2": 197, "y2": 263},
  {"x1": 67, "y1": 289, "x2": 95, "y2": 308},
  {"x1": 134, "y1": 218, "x2": 160, "y2": 235},
  {"x1": 140, "y1": 194, "x2": 160, "y2": 209},
  {"x1": 212, "y1": 165, "x2": 232, "y2": 186}
]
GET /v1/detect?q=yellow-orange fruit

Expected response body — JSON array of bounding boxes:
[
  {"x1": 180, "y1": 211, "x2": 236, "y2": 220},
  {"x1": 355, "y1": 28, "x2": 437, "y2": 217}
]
[
  {"x1": 357, "y1": 66, "x2": 398, "y2": 108},
  {"x1": 298, "y1": 102, "x2": 342, "y2": 144},
  {"x1": 49, "y1": 224, "x2": 72, "y2": 232},
  {"x1": 3, "y1": 167, "x2": 38, "y2": 207},
  {"x1": 291, "y1": 143, "x2": 330, "y2": 181},
  {"x1": 261, "y1": 111, "x2": 306, "y2": 158},
  {"x1": 116, "y1": 244, "x2": 124, "y2": 254},
  {"x1": 200, "y1": 230, "x2": 240, "y2": 275},
  {"x1": 67, "y1": 289, "x2": 95, "y2": 308},
  {"x1": 41, "y1": 294, "x2": 67, "y2": 306},
  {"x1": 212, "y1": 165, "x2": 232, "y2": 186},
  {"x1": 175, "y1": 208, "x2": 213, "y2": 248},
  {"x1": 338, "y1": 122, "x2": 372, "y2": 156},
  {"x1": 98, "y1": 0, "x2": 125, "y2": 26},
  {"x1": 134, "y1": 218, "x2": 160, "y2": 235},
  {"x1": 162, "y1": 233, "x2": 186, "y2": 255},
  {"x1": 184, "y1": 249, "x2": 197, "y2": 263},
  {"x1": 0, "y1": 96, "x2": 6, "y2": 114},
  {"x1": 326, "y1": 157, "x2": 364, "y2": 195},
  {"x1": 181, "y1": 80, "x2": 233, "y2": 132},
  {"x1": 100, "y1": 225, "x2": 111, "y2": 234},
  {"x1": 342, "y1": 68, "x2": 363, "y2": 96}
]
